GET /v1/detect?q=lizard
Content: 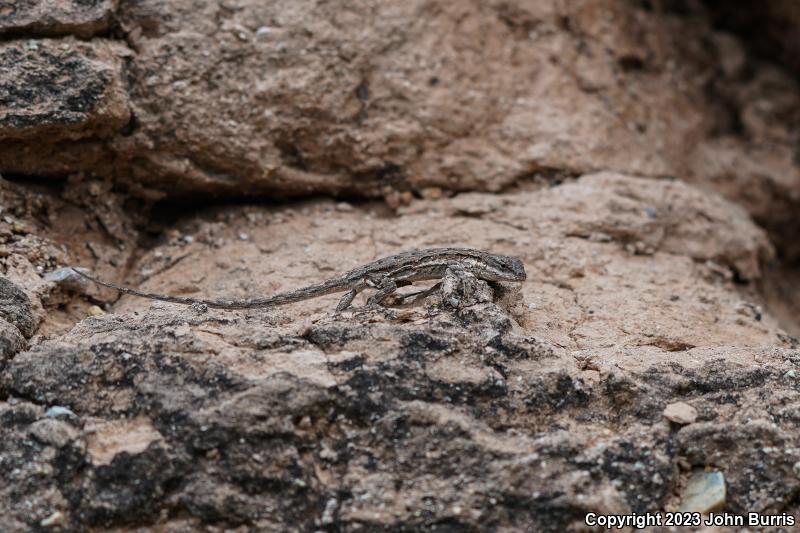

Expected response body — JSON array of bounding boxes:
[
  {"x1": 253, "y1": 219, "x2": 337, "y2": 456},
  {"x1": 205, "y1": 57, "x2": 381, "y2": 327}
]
[{"x1": 71, "y1": 247, "x2": 526, "y2": 311}]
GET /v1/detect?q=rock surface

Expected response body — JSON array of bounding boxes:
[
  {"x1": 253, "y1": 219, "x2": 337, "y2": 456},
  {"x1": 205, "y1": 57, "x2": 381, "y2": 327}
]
[
  {"x1": 0, "y1": 0, "x2": 117, "y2": 38},
  {"x1": 0, "y1": 38, "x2": 131, "y2": 179},
  {"x1": 0, "y1": 0, "x2": 796, "y2": 230},
  {"x1": 679, "y1": 470, "x2": 726, "y2": 513},
  {"x1": 1, "y1": 1, "x2": 800, "y2": 532},
  {"x1": 2, "y1": 169, "x2": 800, "y2": 531},
  {"x1": 663, "y1": 402, "x2": 698, "y2": 425},
  {"x1": 0, "y1": 277, "x2": 35, "y2": 338},
  {"x1": 0, "y1": 318, "x2": 25, "y2": 364}
]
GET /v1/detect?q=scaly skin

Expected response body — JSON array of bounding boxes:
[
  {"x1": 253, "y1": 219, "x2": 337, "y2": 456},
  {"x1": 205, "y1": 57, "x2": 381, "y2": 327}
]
[{"x1": 72, "y1": 247, "x2": 526, "y2": 311}]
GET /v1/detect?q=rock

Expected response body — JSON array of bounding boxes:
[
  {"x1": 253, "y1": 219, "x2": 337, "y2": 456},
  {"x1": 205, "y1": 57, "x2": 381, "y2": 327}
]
[
  {"x1": 2, "y1": 168, "x2": 797, "y2": 530},
  {"x1": 85, "y1": 417, "x2": 163, "y2": 466},
  {"x1": 0, "y1": 0, "x2": 116, "y2": 38},
  {"x1": 663, "y1": 402, "x2": 698, "y2": 425},
  {"x1": 44, "y1": 405, "x2": 77, "y2": 419},
  {"x1": 86, "y1": 305, "x2": 105, "y2": 317},
  {"x1": 677, "y1": 421, "x2": 800, "y2": 512},
  {"x1": 0, "y1": 2, "x2": 798, "y2": 528},
  {"x1": 679, "y1": 470, "x2": 726, "y2": 513},
  {"x1": 0, "y1": 317, "x2": 25, "y2": 362},
  {"x1": 0, "y1": 277, "x2": 35, "y2": 338},
  {"x1": 28, "y1": 418, "x2": 78, "y2": 448},
  {"x1": 0, "y1": 38, "x2": 131, "y2": 178},
  {"x1": 44, "y1": 266, "x2": 89, "y2": 292},
  {"x1": 0, "y1": 0, "x2": 791, "y2": 216},
  {"x1": 39, "y1": 511, "x2": 66, "y2": 528},
  {"x1": 0, "y1": 39, "x2": 130, "y2": 142}
]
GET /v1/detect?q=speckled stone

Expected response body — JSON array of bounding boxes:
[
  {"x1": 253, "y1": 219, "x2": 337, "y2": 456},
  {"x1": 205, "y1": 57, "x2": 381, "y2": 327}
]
[{"x1": 679, "y1": 470, "x2": 726, "y2": 513}]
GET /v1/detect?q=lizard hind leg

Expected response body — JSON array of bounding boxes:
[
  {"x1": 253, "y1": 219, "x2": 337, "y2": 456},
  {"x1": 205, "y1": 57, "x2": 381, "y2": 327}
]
[
  {"x1": 395, "y1": 282, "x2": 442, "y2": 307},
  {"x1": 366, "y1": 277, "x2": 398, "y2": 307}
]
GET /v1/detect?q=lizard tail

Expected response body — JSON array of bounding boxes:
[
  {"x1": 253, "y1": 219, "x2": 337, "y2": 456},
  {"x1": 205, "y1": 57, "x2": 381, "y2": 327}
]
[
  {"x1": 71, "y1": 267, "x2": 218, "y2": 306},
  {"x1": 69, "y1": 267, "x2": 346, "y2": 310}
]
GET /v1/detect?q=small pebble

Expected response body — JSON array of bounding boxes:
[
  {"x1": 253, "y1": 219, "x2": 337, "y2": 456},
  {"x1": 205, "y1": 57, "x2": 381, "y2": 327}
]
[
  {"x1": 45, "y1": 406, "x2": 77, "y2": 419},
  {"x1": 679, "y1": 470, "x2": 725, "y2": 513},
  {"x1": 663, "y1": 402, "x2": 698, "y2": 425},
  {"x1": 87, "y1": 306, "x2": 105, "y2": 317},
  {"x1": 588, "y1": 232, "x2": 614, "y2": 242},
  {"x1": 321, "y1": 498, "x2": 338, "y2": 525},
  {"x1": 40, "y1": 511, "x2": 65, "y2": 528},
  {"x1": 44, "y1": 267, "x2": 80, "y2": 283}
]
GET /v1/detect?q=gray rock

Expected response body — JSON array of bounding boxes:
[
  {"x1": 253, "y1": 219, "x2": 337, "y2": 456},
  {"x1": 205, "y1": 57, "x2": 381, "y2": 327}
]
[
  {"x1": 679, "y1": 470, "x2": 726, "y2": 513},
  {"x1": 0, "y1": 277, "x2": 35, "y2": 338},
  {"x1": 663, "y1": 401, "x2": 698, "y2": 425},
  {"x1": 0, "y1": 0, "x2": 116, "y2": 38},
  {"x1": 0, "y1": 39, "x2": 130, "y2": 143},
  {"x1": 28, "y1": 418, "x2": 78, "y2": 448},
  {"x1": 44, "y1": 406, "x2": 77, "y2": 419},
  {"x1": 44, "y1": 266, "x2": 89, "y2": 292},
  {"x1": 0, "y1": 317, "x2": 25, "y2": 362}
]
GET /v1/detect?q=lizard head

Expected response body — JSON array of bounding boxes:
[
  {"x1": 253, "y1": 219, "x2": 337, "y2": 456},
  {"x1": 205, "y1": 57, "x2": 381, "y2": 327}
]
[{"x1": 479, "y1": 253, "x2": 527, "y2": 282}]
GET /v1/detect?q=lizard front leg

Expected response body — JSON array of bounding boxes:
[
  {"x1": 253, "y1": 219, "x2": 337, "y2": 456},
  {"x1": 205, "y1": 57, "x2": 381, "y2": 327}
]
[
  {"x1": 441, "y1": 264, "x2": 494, "y2": 308},
  {"x1": 336, "y1": 277, "x2": 372, "y2": 311},
  {"x1": 336, "y1": 288, "x2": 359, "y2": 311}
]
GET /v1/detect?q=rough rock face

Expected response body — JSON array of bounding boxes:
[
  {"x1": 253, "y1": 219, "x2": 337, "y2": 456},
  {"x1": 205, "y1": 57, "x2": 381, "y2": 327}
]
[
  {"x1": 0, "y1": 0, "x2": 117, "y2": 38},
  {"x1": 0, "y1": 38, "x2": 131, "y2": 178},
  {"x1": 2, "y1": 170, "x2": 800, "y2": 531},
  {"x1": 0, "y1": 276, "x2": 35, "y2": 338},
  {"x1": 3, "y1": 281, "x2": 798, "y2": 531},
  {"x1": 0, "y1": 1, "x2": 797, "y2": 225},
  {"x1": 1, "y1": 0, "x2": 800, "y2": 532}
]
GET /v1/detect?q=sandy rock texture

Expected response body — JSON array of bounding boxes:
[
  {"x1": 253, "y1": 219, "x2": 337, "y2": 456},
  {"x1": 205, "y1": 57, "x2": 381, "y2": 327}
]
[
  {"x1": 0, "y1": 1, "x2": 797, "y2": 230},
  {"x1": 2, "y1": 171, "x2": 800, "y2": 531},
  {"x1": 0, "y1": 0, "x2": 117, "y2": 38},
  {"x1": 0, "y1": 37, "x2": 131, "y2": 179},
  {"x1": 1, "y1": 0, "x2": 800, "y2": 532}
]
